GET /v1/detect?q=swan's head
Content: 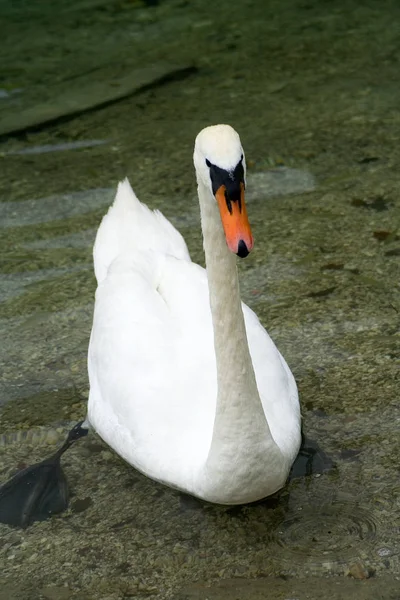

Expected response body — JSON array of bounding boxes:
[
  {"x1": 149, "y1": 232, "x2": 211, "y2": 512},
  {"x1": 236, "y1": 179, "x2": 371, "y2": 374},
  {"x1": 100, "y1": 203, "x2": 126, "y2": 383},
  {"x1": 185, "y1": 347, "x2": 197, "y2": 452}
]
[{"x1": 193, "y1": 124, "x2": 253, "y2": 258}]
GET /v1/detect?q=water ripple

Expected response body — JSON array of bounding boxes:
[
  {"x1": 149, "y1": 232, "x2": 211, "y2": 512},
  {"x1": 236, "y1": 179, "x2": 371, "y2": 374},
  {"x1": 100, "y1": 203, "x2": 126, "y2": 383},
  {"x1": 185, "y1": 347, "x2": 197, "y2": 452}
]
[{"x1": 267, "y1": 495, "x2": 383, "y2": 573}]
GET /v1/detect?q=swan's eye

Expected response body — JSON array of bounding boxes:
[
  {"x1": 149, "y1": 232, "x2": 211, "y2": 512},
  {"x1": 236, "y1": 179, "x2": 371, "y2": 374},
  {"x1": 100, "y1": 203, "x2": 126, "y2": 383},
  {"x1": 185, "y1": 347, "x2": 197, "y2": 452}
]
[
  {"x1": 205, "y1": 158, "x2": 211, "y2": 168},
  {"x1": 241, "y1": 154, "x2": 243, "y2": 161}
]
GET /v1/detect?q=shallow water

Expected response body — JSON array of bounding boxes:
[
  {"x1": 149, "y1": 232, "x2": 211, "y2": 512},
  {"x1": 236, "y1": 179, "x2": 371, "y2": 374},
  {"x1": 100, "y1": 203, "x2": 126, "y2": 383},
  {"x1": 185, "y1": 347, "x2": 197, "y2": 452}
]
[{"x1": 1, "y1": 0, "x2": 400, "y2": 598}]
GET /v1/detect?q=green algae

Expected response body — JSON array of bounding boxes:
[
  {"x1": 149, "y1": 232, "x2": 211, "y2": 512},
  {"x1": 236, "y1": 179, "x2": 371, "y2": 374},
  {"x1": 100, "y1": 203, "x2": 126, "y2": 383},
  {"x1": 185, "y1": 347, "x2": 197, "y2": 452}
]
[
  {"x1": 0, "y1": 248, "x2": 89, "y2": 275},
  {"x1": 1, "y1": 0, "x2": 400, "y2": 597},
  {"x1": 0, "y1": 389, "x2": 86, "y2": 432},
  {"x1": 0, "y1": 271, "x2": 95, "y2": 319},
  {"x1": 0, "y1": 209, "x2": 105, "y2": 244}
]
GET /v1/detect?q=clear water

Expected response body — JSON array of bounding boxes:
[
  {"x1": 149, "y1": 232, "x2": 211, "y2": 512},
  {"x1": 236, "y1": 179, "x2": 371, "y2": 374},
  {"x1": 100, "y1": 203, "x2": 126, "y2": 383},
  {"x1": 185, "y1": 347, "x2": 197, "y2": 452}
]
[{"x1": 0, "y1": 0, "x2": 399, "y2": 598}]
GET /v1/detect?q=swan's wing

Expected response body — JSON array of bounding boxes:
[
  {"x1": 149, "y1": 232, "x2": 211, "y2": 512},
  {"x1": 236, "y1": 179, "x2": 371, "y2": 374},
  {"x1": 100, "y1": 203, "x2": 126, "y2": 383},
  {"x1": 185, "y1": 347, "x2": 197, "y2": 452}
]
[
  {"x1": 88, "y1": 253, "x2": 217, "y2": 481},
  {"x1": 243, "y1": 303, "x2": 301, "y2": 462},
  {"x1": 93, "y1": 178, "x2": 191, "y2": 284},
  {"x1": 88, "y1": 178, "x2": 215, "y2": 479}
]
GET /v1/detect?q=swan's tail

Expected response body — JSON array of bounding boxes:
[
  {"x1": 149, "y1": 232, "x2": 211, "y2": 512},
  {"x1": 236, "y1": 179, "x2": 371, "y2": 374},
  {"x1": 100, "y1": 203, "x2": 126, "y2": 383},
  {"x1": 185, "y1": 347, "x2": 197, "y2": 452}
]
[{"x1": 93, "y1": 178, "x2": 190, "y2": 284}]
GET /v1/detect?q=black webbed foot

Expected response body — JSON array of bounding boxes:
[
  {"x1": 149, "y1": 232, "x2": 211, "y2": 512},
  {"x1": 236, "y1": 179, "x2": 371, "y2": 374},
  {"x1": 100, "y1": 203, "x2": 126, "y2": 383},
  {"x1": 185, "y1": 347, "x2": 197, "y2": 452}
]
[
  {"x1": 0, "y1": 421, "x2": 88, "y2": 528},
  {"x1": 289, "y1": 432, "x2": 335, "y2": 481}
]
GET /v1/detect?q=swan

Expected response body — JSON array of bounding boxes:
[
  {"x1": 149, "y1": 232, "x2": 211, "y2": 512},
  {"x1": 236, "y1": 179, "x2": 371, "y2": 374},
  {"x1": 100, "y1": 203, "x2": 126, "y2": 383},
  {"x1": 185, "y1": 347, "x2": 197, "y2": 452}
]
[{"x1": 87, "y1": 124, "x2": 301, "y2": 505}]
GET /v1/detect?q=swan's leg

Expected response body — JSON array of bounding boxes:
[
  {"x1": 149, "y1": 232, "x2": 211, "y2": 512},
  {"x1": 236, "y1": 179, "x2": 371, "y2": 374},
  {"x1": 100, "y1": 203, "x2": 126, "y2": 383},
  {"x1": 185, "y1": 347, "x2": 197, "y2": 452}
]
[{"x1": 0, "y1": 421, "x2": 88, "y2": 528}]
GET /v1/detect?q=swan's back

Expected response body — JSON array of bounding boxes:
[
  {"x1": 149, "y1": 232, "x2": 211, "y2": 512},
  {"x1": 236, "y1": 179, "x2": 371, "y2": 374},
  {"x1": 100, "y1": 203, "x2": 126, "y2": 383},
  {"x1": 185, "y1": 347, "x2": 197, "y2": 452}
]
[{"x1": 93, "y1": 178, "x2": 190, "y2": 284}]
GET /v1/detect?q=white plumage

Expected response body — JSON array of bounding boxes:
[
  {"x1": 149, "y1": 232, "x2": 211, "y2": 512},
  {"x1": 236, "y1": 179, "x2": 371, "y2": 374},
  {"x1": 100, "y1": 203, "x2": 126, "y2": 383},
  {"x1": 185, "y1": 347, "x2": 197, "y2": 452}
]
[{"x1": 87, "y1": 125, "x2": 301, "y2": 504}]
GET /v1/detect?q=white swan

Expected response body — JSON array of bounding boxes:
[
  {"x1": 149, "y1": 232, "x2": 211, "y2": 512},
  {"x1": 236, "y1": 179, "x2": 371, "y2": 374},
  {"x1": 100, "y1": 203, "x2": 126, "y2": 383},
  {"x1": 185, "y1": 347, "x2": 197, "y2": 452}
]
[{"x1": 87, "y1": 124, "x2": 301, "y2": 505}]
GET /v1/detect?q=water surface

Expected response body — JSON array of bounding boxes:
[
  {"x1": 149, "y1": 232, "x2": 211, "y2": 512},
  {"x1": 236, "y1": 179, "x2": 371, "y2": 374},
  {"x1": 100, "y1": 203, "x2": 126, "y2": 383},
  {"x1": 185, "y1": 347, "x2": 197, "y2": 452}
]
[{"x1": 0, "y1": 0, "x2": 399, "y2": 598}]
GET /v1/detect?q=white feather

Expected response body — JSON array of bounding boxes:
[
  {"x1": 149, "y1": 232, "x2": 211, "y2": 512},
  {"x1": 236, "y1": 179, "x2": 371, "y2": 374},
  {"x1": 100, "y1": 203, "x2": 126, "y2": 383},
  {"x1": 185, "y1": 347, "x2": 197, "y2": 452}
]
[{"x1": 88, "y1": 126, "x2": 301, "y2": 504}]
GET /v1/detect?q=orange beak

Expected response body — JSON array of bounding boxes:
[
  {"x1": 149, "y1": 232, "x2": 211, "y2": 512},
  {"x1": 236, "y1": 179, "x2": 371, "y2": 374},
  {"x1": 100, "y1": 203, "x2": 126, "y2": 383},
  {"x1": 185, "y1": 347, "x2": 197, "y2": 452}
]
[{"x1": 215, "y1": 183, "x2": 254, "y2": 257}]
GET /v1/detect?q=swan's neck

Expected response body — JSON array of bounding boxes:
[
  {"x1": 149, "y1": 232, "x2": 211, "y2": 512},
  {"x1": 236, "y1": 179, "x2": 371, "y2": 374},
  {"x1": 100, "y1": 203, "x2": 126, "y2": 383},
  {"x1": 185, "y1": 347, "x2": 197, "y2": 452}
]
[
  {"x1": 199, "y1": 185, "x2": 260, "y2": 414},
  {"x1": 198, "y1": 180, "x2": 277, "y2": 496}
]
